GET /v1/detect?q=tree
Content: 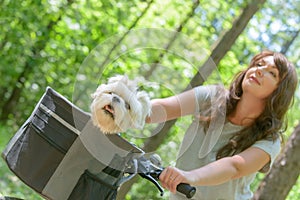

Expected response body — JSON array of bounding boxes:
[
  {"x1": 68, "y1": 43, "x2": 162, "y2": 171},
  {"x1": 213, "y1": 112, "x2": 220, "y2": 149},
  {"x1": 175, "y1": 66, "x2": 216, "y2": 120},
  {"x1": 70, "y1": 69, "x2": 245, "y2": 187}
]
[
  {"x1": 253, "y1": 123, "x2": 300, "y2": 200},
  {"x1": 0, "y1": 0, "x2": 299, "y2": 199},
  {"x1": 117, "y1": 0, "x2": 267, "y2": 198},
  {"x1": 252, "y1": 24, "x2": 300, "y2": 199},
  {"x1": 0, "y1": 0, "x2": 75, "y2": 121}
]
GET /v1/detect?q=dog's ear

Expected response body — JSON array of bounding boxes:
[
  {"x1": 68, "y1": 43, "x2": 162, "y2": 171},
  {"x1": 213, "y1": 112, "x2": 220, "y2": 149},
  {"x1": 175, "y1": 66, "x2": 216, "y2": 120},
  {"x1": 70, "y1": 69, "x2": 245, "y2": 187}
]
[
  {"x1": 134, "y1": 91, "x2": 151, "y2": 129},
  {"x1": 108, "y1": 74, "x2": 139, "y2": 92},
  {"x1": 108, "y1": 74, "x2": 125, "y2": 83},
  {"x1": 90, "y1": 84, "x2": 109, "y2": 99},
  {"x1": 108, "y1": 74, "x2": 130, "y2": 84}
]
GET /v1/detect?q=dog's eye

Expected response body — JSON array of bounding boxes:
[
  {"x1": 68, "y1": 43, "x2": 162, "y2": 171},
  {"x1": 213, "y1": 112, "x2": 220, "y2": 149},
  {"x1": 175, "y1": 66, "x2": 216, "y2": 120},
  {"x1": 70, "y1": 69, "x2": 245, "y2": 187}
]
[{"x1": 125, "y1": 102, "x2": 130, "y2": 110}]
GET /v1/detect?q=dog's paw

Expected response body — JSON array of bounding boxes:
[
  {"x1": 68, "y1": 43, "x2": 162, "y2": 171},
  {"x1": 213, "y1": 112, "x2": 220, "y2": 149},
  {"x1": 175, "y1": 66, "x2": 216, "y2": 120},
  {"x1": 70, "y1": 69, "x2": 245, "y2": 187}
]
[{"x1": 133, "y1": 91, "x2": 151, "y2": 129}]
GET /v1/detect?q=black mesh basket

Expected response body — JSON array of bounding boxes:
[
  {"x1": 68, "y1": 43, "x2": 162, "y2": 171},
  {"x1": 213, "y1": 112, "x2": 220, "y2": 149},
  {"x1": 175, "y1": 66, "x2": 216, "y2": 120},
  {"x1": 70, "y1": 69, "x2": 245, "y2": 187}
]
[{"x1": 2, "y1": 87, "x2": 143, "y2": 200}]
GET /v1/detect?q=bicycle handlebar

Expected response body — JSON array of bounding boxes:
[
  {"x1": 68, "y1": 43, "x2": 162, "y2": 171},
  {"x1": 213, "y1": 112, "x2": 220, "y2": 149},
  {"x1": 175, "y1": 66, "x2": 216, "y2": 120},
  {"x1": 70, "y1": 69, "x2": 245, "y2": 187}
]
[{"x1": 136, "y1": 154, "x2": 196, "y2": 199}]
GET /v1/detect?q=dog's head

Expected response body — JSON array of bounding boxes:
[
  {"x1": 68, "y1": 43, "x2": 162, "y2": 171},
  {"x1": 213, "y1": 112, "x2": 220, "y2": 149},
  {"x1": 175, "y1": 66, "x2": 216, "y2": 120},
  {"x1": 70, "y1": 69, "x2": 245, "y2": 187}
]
[{"x1": 90, "y1": 75, "x2": 151, "y2": 134}]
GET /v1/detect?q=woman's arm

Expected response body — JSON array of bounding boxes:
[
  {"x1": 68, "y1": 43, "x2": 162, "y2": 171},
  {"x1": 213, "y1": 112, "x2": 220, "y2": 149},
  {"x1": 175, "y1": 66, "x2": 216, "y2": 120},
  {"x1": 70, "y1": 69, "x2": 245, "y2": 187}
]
[
  {"x1": 146, "y1": 89, "x2": 196, "y2": 124},
  {"x1": 159, "y1": 147, "x2": 270, "y2": 193}
]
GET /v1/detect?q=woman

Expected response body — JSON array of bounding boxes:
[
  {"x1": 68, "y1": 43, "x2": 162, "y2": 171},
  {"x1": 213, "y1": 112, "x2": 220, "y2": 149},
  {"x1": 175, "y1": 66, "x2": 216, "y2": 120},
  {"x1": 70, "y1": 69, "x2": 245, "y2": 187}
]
[{"x1": 146, "y1": 50, "x2": 298, "y2": 199}]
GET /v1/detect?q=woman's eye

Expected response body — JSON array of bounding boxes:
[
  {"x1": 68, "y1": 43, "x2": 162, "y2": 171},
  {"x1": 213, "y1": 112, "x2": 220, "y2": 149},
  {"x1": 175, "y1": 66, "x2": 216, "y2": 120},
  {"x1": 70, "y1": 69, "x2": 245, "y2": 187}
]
[
  {"x1": 257, "y1": 62, "x2": 262, "y2": 67},
  {"x1": 270, "y1": 71, "x2": 277, "y2": 78}
]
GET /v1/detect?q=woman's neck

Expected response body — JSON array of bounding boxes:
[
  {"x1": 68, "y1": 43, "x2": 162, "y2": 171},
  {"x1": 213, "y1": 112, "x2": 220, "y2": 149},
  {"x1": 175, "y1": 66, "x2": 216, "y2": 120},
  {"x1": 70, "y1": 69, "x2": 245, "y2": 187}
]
[{"x1": 228, "y1": 96, "x2": 265, "y2": 126}]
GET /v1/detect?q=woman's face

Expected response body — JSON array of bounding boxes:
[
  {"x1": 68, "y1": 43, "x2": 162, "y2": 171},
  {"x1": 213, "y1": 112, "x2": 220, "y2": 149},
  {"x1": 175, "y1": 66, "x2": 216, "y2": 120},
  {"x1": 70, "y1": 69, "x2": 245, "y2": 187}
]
[{"x1": 242, "y1": 56, "x2": 280, "y2": 100}]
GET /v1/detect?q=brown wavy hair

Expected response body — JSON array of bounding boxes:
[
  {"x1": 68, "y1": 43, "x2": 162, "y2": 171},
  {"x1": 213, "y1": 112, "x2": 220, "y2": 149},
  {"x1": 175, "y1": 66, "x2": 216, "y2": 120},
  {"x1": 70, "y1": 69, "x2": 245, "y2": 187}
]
[{"x1": 216, "y1": 50, "x2": 298, "y2": 159}]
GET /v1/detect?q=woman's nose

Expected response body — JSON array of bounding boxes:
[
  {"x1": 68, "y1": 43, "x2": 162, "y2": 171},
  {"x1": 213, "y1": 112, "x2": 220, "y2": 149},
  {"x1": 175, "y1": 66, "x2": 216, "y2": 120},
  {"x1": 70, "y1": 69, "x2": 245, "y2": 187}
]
[{"x1": 255, "y1": 67, "x2": 264, "y2": 77}]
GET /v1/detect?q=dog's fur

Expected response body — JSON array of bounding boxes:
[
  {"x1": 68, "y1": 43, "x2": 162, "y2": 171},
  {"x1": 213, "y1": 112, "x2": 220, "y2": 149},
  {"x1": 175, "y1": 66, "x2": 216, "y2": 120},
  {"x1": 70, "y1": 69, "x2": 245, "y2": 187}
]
[{"x1": 90, "y1": 75, "x2": 151, "y2": 134}]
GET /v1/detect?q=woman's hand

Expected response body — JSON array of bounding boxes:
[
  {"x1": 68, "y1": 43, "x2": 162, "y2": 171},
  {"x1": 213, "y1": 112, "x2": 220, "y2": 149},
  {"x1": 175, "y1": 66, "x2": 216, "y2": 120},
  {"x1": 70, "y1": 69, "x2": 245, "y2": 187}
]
[{"x1": 159, "y1": 166, "x2": 192, "y2": 193}]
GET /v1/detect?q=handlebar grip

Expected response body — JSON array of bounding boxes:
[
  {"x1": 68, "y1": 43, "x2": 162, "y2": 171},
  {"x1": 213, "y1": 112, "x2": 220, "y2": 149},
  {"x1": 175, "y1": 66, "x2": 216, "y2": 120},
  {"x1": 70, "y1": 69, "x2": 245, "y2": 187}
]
[{"x1": 176, "y1": 183, "x2": 196, "y2": 199}]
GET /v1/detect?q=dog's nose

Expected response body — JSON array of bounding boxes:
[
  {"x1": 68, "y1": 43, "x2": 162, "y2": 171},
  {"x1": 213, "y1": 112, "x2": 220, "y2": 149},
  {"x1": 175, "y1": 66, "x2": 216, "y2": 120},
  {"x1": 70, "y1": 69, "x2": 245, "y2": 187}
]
[{"x1": 112, "y1": 96, "x2": 120, "y2": 103}]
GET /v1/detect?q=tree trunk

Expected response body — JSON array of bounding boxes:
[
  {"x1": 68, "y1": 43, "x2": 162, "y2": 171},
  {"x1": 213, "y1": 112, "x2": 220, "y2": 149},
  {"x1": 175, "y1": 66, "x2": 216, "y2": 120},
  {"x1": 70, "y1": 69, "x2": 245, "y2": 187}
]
[
  {"x1": 72, "y1": 0, "x2": 155, "y2": 104},
  {"x1": 143, "y1": 0, "x2": 267, "y2": 158},
  {"x1": 253, "y1": 123, "x2": 300, "y2": 200},
  {"x1": 252, "y1": 26, "x2": 300, "y2": 200},
  {"x1": 143, "y1": 0, "x2": 200, "y2": 80},
  {"x1": 117, "y1": 0, "x2": 266, "y2": 198},
  {"x1": 280, "y1": 29, "x2": 300, "y2": 54},
  {"x1": 189, "y1": 0, "x2": 266, "y2": 89},
  {"x1": 116, "y1": 1, "x2": 200, "y2": 197},
  {"x1": 0, "y1": 65, "x2": 31, "y2": 121}
]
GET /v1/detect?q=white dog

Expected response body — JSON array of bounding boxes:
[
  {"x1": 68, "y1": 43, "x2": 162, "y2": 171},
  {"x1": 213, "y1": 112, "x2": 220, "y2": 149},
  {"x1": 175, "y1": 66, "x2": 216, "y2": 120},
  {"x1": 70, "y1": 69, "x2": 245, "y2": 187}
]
[{"x1": 90, "y1": 75, "x2": 151, "y2": 134}]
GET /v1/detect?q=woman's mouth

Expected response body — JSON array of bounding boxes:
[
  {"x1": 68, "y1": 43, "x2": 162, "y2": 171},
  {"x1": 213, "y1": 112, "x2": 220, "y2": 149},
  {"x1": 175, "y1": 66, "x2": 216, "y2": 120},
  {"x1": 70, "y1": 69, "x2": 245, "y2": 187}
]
[{"x1": 249, "y1": 76, "x2": 260, "y2": 85}]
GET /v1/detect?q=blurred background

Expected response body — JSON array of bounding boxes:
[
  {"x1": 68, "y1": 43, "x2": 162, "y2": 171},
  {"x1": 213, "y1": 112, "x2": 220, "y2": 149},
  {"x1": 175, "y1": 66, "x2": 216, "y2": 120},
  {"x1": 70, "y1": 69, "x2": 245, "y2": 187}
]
[{"x1": 0, "y1": 0, "x2": 299, "y2": 199}]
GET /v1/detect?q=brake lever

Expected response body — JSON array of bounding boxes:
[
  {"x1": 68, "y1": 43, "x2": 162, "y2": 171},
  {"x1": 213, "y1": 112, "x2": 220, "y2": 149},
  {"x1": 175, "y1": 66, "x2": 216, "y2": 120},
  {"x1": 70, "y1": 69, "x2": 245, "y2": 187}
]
[
  {"x1": 137, "y1": 154, "x2": 196, "y2": 199},
  {"x1": 137, "y1": 156, "x2": 164, "y2": 196}
]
